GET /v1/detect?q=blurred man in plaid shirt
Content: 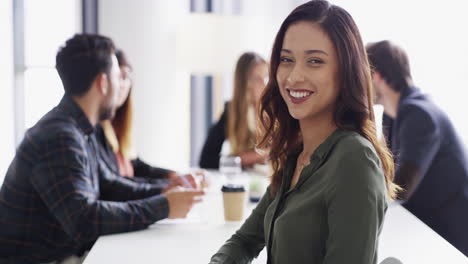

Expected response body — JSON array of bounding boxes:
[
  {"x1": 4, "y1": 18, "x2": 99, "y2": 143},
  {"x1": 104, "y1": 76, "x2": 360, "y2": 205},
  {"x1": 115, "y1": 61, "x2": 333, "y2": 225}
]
[{"x1": 0, "y1": 34, "x2": 204, "y2": 264}]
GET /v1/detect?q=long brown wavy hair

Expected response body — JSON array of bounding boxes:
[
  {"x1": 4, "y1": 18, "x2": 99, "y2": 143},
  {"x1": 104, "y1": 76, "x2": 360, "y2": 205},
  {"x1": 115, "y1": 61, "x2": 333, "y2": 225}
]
[
  {"x1": 102, "y1": 49, "x2": 135, "y2": 159},
  {"x1": 227, "y1": 52, "x2": 266, "y2": 155},
  {"x1": 258, "y1": 0, "x2": 399, "y2": 199}
]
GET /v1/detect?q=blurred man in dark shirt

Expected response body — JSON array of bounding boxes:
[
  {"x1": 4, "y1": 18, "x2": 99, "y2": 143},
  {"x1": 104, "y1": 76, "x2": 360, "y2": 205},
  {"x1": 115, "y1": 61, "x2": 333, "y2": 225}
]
[
  {"x1": 0, "y1": 34, "x2": 203, "y2": 263},
  {"x1": 367, "y1": 40, "x2": 468, "y2": 256}
]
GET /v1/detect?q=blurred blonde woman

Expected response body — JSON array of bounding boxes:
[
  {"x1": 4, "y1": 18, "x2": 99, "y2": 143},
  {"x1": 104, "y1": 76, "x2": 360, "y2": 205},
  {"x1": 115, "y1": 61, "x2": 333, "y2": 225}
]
[
  {"x1": 199, "y1": 52, "x2": 268, "y2": 169},
  {"x1": 96, "y1": 49, "x2": 196, "y2": 187}
]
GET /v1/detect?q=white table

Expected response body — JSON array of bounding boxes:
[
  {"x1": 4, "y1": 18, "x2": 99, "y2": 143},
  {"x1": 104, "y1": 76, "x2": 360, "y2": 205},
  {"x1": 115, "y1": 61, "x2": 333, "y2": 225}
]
[{"x1": 84, "y1": 172, "x2": 467, "y2": 264}]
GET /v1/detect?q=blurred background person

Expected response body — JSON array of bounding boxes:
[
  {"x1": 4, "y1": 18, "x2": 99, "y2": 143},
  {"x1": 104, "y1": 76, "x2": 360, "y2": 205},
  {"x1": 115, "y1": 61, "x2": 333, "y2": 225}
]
[
  {"x1": 96, "y1": 49, "x2": 198, "y2": 188},
  {"x1": 0, "y1": 34, "x2": 204, "y2": 263},
  {"x1": 367, "y1": 40, "x2": 468, "y2": 256},
  {"x1": 199, "y1": 52, "x2": 268, "y2": 169}
]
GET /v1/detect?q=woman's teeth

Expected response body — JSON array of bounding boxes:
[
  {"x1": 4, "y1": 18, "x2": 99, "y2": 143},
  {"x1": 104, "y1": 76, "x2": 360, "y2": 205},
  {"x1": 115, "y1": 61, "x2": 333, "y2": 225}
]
[{"x1": 289, "y1": 90, "x2": 313, "y2": 98}]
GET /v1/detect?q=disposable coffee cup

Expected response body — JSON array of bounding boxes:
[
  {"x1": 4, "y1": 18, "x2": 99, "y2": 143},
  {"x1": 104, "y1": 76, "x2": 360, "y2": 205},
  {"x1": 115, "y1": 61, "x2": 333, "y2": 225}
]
[{"x1": 221, "y1": 184, "x2": 246, "y2": 221}]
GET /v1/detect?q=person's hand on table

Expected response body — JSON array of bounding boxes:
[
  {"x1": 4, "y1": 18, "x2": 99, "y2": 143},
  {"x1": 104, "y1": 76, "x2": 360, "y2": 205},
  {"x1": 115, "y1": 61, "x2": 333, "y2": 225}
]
[
  {"x1": 166, "y1": 170, "x2": 209, "y2": 190},
  {"x1": 163, "y1": 186, "x2": 205, "y2": 219},
  {"x1": 191, "y1": 169, "x2": 210, "y2": 188}
]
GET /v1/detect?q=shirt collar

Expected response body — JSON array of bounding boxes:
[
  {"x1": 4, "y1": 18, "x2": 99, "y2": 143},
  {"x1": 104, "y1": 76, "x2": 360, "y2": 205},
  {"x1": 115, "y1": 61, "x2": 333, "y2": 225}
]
[
  {"x1": 57, "y1": 94, "x2": 94, "y2": 135},
  {"x1": 400, "y1": 86, "x2": 420, "y2": 101},
  {"x1": 281, "y1": 128, "x2": 353, "y2": 194},
  {"x1": 290, "y1": 128, "x2": 353, "y2": 163}
]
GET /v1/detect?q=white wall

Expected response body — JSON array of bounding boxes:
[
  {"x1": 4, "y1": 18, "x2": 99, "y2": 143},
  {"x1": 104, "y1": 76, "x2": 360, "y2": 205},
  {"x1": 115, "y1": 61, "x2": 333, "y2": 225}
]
[
  {"x1": 0, "y1": 0, "x2": 15, "y2": 182},
  {"x1": 99, "y1": 0, "x2": 191, "y2": 171}
]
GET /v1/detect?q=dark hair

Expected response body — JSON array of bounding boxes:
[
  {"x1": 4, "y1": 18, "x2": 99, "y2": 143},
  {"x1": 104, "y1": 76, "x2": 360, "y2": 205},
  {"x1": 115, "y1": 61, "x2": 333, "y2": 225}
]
[
  {"x1": 366, "y1": 40, "x2": 412, "y2": 92},
  {"x1": 56, "y1": 34, "x2": 115, "y2": 96},
  {"x1": 258, "y1": 0, "x2": 399, "y2": 198},
  {"x1": 115, "y1": 49, "x2": 132, "y2": 70}
]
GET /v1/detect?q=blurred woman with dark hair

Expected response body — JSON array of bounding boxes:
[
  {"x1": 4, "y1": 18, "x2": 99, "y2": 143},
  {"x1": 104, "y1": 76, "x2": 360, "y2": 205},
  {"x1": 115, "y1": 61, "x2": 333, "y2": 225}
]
[
  {"x1": 97, "y1": 49, "x2": 197, "y2": 188},
  {"x1": 199, "y1": 52, "x2": 268, "y2": 169},
  {"x1": 210, "y1": 1, "x2": 399, "y2": 263}
]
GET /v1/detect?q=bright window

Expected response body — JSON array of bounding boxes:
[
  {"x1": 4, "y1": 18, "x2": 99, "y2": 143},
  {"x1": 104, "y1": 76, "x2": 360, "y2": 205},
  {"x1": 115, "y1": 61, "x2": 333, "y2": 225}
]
[
  {"x1": 0, "y1": 0, "x2": 14, "y2": 183},
  {"x1": 21, "y1": 0, "x2": 81, "y2": 129},
  {"x1": 24, "y1": 68, "x2": 65, "y2": 128}
]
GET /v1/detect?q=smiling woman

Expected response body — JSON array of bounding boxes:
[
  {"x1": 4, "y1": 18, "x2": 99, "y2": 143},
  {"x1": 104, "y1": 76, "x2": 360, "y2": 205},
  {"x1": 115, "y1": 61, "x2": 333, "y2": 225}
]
[
  {"x1": 277, "y1": 22, "x2": 339, "y2": 123},
  {"x1": 210, "y1": 0, "x2": 398, "y2": 263},
  {"x1": 259, "y1": 0, "x2": 399, "y2": 199}
]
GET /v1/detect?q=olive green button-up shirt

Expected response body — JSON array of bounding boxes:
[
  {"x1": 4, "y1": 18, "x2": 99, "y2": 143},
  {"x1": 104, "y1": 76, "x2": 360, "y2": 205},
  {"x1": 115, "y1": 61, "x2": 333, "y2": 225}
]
[{"x1": 210, "y1": 129, "x2": 388, "y2": 264}]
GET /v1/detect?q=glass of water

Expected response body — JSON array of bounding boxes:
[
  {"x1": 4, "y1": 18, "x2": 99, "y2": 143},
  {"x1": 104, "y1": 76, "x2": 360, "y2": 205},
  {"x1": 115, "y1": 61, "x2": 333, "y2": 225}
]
[{"x1": 219, "y1": 155, "x2": 242, "y2": 183}]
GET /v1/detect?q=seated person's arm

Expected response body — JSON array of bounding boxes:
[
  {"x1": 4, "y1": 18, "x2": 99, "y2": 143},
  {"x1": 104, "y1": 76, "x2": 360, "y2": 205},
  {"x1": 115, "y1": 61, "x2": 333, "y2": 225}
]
[
  {"x1": 30, "y1": 131, "x2": 169, "y2": 243},
  {"x1": 394, "y1": 106, "x2": 441, "y2": 200},
  {"x1": 98, "y1": 162, "x2": 167, "y2": 201},
  {"x1": 95, "y1": 124, "x2": 171, "y2": 180},
  {"x1": 131, "y1": 157, "x2": 174, "y2": 179},
  {"x1": 199, "y1": 107, "x2": 228, "y2": 169},
  {"x1": 394, "y1": 163, "x2": 423, "y2": 200},
  {"x1": 324, "y1": 146, "x2": 387, "y2": 264}
]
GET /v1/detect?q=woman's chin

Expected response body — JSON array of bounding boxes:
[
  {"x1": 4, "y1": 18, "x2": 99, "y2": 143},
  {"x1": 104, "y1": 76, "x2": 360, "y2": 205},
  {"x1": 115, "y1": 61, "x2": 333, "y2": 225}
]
[{"x1": 288, "y1": 110, "x2": 307, "y2": 121}]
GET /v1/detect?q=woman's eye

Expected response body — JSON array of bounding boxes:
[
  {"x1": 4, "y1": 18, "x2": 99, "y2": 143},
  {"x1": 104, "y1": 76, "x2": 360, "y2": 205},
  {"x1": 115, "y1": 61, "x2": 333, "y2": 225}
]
[
  {"x1": 308, "y1": 59, "x2": 324, "y2": 64},
  {"x1": 280, "y1": 57, "x2": 293, "y2": 63}
]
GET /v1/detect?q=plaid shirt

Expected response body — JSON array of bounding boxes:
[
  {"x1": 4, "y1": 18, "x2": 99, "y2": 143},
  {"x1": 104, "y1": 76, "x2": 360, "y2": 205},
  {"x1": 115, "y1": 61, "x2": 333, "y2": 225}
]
[{"x1": 0, "y1": 95, "x2": 169, "y2": 263}]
